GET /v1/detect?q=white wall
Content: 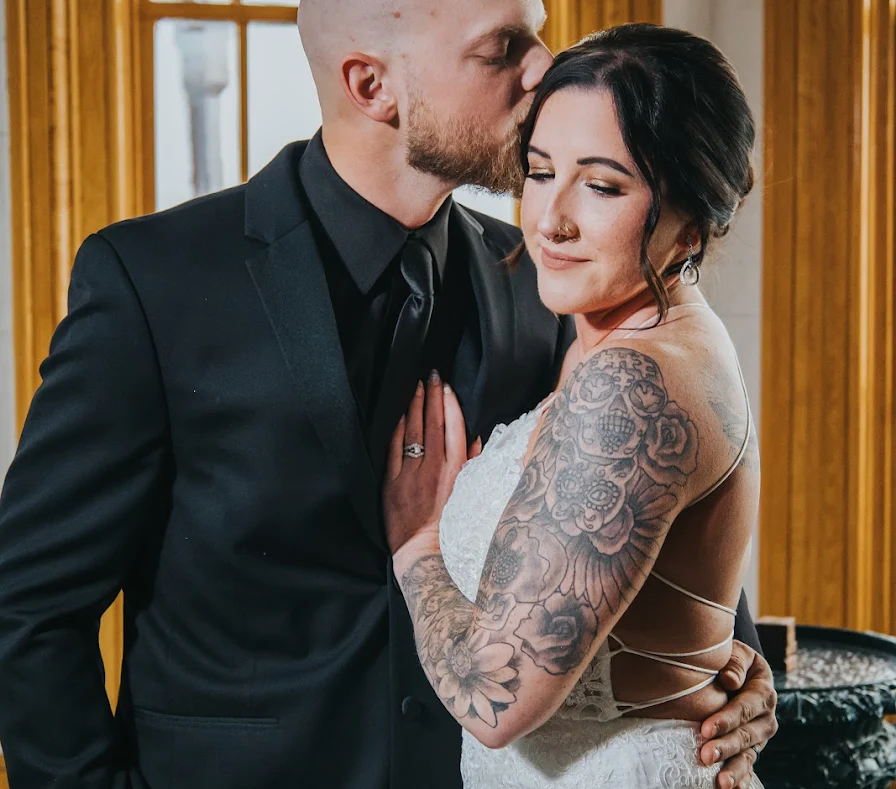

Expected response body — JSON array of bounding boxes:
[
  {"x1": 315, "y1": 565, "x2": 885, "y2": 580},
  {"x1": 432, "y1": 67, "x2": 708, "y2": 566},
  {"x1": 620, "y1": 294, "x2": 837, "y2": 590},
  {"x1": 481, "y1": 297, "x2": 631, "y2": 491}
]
[
  {"x1": 664, "y1": 0, "x2": 764, "y2": 609},
  {"x1": 0, "y1": 0, "x2": 16, "y2": 483}
]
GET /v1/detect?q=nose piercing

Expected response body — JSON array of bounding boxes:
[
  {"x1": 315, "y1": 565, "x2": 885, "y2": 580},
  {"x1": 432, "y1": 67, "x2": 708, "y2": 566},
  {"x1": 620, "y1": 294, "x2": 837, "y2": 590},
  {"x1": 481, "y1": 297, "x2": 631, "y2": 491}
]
[{"x1": 552, "y1": 220, "x2": 574, "y2": 241}]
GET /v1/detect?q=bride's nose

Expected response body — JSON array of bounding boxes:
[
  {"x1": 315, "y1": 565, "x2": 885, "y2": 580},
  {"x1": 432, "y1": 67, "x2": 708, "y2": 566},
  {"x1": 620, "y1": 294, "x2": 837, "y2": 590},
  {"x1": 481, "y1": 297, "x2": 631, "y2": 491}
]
[{"x1": 537, "y1": 194, "x2": 580, "y2": 243}]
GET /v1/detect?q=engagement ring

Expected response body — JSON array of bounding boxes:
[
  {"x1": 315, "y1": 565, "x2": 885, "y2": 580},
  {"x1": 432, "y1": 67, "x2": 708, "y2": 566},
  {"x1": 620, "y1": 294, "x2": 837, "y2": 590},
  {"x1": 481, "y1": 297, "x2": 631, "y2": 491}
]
[{"x1": 403, "y1": 443, "x2": 425, "y2": 459}]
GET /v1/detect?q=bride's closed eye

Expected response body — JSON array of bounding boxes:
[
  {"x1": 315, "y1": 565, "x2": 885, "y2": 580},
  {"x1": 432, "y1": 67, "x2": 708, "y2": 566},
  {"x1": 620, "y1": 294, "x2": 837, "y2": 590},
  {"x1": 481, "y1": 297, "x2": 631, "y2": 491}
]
[
  {"x1": 525, "y1": 171, "x2": 622, "y2": 197},
  {"x1": 586, "y1": 182, "x2": 622, "y2": 196}
]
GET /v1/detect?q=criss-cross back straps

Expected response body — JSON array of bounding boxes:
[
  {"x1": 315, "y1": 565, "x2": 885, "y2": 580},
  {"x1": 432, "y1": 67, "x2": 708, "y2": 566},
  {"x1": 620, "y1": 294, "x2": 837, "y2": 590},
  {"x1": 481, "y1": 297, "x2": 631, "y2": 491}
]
[
  {"x1": 613, "y1": 675, "x2": 720, "y2": 715},
  {"x1": 649, "y1": 572, "x2": 739, "y2": 617},
  {"x1": 608, "y1": 632, "x2": 735, "y2": 674}
]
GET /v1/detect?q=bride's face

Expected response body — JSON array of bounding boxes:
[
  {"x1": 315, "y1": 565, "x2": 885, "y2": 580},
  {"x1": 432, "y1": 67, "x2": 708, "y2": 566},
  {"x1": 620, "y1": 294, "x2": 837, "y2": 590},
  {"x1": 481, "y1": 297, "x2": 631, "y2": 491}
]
[{"x1": 520, "y1": 87, "x2": 688, "y2": 317}]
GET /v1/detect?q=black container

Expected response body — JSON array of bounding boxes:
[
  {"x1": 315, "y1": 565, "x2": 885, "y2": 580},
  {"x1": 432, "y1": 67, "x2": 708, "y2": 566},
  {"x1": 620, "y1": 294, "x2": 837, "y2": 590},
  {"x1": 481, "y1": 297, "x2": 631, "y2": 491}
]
[{"x1": 756, "y1": 626, "x2": 896, "y2": 789}]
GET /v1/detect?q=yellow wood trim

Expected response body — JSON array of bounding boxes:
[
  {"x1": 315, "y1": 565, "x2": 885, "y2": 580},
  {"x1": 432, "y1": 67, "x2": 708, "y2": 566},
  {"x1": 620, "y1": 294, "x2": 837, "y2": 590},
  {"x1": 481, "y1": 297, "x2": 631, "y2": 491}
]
[
  {"x1": 138, "y1": 15, "x2": 156, "y2": 213},
  {"x1": 1, "y1": 753, "x2": 7, "y2": 789},
  {"x1": 6, "y1": 0, "x2": 141, "y2": 705},
  {"x1": 239, "y1": 20, "x2": 250, "y2": 183},
  {"x1": 759, "y1": 0, "x2": 797, "y2": 620},
  {"x1": 8, "y1": 0, "x2": 56, "y2": 433},
  {"x1": 542, "y1": 0, "x2": 662, "y2": 54},
  {"x1": 761, "y1": 0, "x2": 895, "y2": 635},
  {"x1": 139, "y1": 2, "x2": 297, "y2": 23}
]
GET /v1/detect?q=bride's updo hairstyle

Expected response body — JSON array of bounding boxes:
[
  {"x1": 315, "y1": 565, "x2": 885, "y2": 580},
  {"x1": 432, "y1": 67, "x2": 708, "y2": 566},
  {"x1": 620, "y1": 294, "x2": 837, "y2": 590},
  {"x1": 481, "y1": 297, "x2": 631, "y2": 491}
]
[{"x1": 515, "y1": 23, "x2": 755, "y2": 319}]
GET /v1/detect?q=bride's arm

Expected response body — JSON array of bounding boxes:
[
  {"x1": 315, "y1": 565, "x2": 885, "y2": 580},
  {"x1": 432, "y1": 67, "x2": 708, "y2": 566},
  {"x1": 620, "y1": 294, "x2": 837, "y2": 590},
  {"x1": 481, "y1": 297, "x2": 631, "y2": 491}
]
[{"x1": 388, "y1": 344, "x2": 701, "y2": 748}]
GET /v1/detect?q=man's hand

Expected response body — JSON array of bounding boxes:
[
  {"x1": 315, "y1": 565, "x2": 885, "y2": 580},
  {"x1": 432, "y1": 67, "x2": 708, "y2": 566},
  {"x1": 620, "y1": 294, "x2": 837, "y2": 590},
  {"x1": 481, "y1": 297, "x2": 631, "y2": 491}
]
[{"x1": 700, "y1": 640, "x2": 778, "y2": 789}]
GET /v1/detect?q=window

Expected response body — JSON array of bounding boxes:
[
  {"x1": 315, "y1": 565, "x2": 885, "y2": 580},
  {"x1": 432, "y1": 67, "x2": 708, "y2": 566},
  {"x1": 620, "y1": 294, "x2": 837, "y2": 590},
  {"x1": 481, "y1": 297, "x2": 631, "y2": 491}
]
[{"x1": 142, "y1": 0, "x2": 515, "y2": 221}]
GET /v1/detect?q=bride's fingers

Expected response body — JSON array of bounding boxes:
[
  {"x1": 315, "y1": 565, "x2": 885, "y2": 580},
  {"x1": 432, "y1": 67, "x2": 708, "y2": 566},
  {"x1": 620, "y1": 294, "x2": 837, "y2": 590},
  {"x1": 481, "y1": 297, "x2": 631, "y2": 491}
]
[
  {"x1": 469, "y1": 436, "x2": 483, "y2": 459},
  {"x1": 424, "y1": 371, "x2": 445, "y2": 463},
  {"x1": 387, "y1": 416, "x2": 406, "y2": 481},
  {"x1": 443, "y1": 385, "x2": 468, "y2": 470},
  {"x1": 403, "y1": 381, "x2": 425, "y2": 461}
]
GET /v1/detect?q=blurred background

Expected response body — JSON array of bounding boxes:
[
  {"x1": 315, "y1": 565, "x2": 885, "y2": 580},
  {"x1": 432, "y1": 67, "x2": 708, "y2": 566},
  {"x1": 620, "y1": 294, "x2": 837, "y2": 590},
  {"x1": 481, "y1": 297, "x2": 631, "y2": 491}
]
[{"x1": 0, "y1": 1, "x2": 893, "y2": 779}]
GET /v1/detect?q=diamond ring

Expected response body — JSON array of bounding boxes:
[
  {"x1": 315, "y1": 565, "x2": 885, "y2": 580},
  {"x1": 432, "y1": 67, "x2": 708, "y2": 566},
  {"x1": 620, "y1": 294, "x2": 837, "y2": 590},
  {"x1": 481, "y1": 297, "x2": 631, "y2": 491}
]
[{"x1": 403, "y1": 443, "x2": 425, "y2": 459}]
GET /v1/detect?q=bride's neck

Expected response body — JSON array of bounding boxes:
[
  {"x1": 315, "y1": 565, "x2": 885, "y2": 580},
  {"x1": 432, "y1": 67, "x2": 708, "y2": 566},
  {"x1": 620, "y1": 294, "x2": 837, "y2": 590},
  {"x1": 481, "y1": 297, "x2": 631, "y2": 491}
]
[
  {"x1": 573, "y1": 289, "x2": 663, "y2": 354},
  {"x1": 570, "y1": 278, "x2": 699, "y2": 359}
]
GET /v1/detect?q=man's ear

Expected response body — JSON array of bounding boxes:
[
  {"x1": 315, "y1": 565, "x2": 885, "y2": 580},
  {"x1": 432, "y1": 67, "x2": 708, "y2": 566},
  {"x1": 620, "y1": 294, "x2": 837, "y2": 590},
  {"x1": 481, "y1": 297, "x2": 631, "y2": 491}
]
[{"x1": 340, "y1": 53, "x2": 398, "y2": 123}]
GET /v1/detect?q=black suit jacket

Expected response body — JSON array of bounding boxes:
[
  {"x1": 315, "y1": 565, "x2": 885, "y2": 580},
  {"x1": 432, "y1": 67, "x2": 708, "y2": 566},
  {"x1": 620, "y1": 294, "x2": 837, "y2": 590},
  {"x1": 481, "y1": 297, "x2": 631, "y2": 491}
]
[{"x1": 0, "y1": 141, "x2": 759, "y2": 789}]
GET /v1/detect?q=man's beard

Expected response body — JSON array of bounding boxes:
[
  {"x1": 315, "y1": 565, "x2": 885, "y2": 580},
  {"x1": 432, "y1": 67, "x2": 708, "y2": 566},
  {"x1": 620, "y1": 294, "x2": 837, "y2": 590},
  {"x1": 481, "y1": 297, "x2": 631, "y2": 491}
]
[{"x1": 406, "y1": 93, "x2": 526, "y2": 197}]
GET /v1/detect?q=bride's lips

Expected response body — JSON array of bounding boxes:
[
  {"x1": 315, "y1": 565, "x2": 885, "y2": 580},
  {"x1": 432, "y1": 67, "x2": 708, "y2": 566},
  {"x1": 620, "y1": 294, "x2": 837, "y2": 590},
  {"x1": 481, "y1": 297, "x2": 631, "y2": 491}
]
[{"x1": 540, "y1": 246, "x2": 591, "y2": 271}]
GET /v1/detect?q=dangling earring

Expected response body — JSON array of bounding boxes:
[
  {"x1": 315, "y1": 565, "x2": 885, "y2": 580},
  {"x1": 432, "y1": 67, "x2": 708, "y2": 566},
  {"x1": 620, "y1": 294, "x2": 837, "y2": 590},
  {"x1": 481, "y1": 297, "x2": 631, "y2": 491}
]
[{"x1": 680, "y1": 238, "x2": 700, "y2": 286}]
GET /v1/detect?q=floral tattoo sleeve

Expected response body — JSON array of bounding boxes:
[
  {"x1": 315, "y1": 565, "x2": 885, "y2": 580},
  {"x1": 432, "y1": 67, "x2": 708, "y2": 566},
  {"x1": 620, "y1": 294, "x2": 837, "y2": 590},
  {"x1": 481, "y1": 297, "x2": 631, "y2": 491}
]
[{"x1": 399, "y1": 347, "x2": 700, "y2": 731}]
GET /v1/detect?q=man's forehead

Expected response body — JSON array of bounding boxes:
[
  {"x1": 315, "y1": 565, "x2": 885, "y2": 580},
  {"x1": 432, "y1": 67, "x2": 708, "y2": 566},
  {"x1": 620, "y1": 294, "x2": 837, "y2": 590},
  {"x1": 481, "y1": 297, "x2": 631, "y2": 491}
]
[{"x1": 463, "y1": 0, "x2": 547, "y2": 39}]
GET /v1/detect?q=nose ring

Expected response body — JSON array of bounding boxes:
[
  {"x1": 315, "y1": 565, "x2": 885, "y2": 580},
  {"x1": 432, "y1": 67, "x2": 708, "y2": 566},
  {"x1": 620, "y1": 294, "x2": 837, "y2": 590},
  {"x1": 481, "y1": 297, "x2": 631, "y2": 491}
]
[{"x1": 552, "y1": 220, "x2": 574, "y2": 241}]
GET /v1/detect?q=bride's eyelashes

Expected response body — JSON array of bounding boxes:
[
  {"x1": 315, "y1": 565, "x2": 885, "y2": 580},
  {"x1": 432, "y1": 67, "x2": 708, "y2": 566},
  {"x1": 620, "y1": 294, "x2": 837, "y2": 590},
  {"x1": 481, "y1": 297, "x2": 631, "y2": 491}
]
[
  {"x1": 524, "y1": 171, "x2": 622, "y2": 197},
  {"x1": 587, "y1": 183, "x2": 622, "y2": 196}
]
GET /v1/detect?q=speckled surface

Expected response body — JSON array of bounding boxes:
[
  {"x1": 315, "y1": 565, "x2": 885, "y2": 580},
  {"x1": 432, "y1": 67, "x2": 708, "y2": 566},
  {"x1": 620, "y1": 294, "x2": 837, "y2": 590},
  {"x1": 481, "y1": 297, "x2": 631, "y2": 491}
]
[{"x1": 756, "y1": 626, "x2": 896, "y2": 789}]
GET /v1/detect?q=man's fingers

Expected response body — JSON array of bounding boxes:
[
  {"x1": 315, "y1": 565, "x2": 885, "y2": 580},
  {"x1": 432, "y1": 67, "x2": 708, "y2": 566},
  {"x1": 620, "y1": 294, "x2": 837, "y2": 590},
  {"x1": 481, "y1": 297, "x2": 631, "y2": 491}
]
[
  {"x1": 424, "y1": 370, "x2": 445, "y2": 461},
  {"x1": 701, "y1": 716, "x2": 774, "y2": 765},
  {"x1": 713, "y1": 751, "x2": 756, "y2": 789},
  {"x1": 716, "y1": 640, "x2": 754, "y2": 692},
  {"x1": 703, "y1": 684, "x2": 778, "y2": 743},
  {"x1": 387, "y1": 416, "x2": 406, "y2": 481}
]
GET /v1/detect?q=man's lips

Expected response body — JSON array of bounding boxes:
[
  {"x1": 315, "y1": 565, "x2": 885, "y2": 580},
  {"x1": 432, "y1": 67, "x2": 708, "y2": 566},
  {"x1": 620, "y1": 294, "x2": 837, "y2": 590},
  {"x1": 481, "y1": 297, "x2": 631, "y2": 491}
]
[{"x1": 540, "y1": 246, "x2": 590, "y2": 270}]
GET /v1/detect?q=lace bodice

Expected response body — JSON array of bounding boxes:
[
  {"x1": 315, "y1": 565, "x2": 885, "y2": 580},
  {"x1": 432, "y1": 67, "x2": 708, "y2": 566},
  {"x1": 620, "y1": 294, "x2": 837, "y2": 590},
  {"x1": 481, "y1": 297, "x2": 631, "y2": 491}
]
[{"x1": 438, "y1": 403, "x2": 735, "y2": 788}]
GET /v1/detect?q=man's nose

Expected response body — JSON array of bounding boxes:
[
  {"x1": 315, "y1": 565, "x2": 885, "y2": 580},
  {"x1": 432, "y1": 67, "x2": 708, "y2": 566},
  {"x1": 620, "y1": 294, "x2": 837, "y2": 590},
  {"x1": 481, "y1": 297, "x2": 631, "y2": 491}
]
[{"x1": 522, "y1": 40, "x2": 554, "y2": 93}]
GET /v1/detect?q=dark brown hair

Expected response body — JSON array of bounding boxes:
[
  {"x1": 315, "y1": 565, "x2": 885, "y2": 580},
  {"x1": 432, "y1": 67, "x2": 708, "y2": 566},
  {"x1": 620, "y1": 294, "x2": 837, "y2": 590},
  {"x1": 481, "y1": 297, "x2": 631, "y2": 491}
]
[{"x1": 511, "y1": 23, "x2": 756, "y2": 322}]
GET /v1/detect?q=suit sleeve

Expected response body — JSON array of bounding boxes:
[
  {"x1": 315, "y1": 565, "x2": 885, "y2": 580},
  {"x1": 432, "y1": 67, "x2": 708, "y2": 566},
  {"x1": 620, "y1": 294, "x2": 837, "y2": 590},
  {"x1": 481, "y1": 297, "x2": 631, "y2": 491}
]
[
  {"x1": 0, "y1": 234, "x2": 168, "y2": 788},
  {"x1": 733, "y1": 590, "x2": 762, "y2": 654}
]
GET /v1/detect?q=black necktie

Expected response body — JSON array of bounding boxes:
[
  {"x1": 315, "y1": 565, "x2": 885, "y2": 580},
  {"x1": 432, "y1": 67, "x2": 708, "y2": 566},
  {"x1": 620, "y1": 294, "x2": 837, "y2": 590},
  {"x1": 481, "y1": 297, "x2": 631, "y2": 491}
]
[{"x1": 369, "y1": 237, "x2": 436, "y2": 468}]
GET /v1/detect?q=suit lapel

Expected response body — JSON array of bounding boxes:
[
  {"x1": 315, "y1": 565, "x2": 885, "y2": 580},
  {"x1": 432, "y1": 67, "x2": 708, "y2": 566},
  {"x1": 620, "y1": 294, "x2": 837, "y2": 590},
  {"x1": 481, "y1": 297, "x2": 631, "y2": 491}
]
[
  {"x1": 451, "y1": 209, "x2": 519, "y2": 441},
  {"x1": 244, "y1": 144, "x2": 382, "y2": 550}
]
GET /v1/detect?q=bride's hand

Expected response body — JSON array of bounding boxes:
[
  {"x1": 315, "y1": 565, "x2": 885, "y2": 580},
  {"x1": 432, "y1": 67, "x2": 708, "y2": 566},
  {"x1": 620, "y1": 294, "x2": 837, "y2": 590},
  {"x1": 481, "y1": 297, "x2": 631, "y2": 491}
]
[{"x1": 384, "y1": 371, "x2": 481, "y2": 557}]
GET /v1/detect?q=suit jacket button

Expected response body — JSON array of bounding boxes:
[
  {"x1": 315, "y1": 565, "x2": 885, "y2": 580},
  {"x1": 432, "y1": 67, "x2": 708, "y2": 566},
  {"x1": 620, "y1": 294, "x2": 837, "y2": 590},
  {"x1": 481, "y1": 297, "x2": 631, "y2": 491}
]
[{"x1": 401, "y1": 696, "x2": 424, "y2": 720}]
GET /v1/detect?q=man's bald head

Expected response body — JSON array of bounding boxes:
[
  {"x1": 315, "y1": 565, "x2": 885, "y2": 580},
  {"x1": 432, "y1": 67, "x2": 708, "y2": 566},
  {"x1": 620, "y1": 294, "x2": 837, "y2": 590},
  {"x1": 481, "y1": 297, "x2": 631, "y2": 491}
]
[{"x1": 297, "y1": 0, "x2": 423, "y2": 108}]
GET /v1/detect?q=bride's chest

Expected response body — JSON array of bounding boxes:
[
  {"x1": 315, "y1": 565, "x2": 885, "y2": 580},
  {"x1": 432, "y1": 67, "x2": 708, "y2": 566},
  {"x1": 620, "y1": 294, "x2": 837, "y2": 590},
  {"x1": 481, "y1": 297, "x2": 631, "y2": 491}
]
[{"x1": 439, "y1": 412, "x2": 539, "y2": 601}]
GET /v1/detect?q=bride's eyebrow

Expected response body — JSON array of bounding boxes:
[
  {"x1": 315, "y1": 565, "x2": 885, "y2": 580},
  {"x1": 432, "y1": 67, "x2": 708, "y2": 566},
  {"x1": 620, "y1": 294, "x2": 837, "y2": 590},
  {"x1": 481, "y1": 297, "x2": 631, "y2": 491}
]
[{"x1": 528, "y1": 145, "x2": 634, "y2": 178}]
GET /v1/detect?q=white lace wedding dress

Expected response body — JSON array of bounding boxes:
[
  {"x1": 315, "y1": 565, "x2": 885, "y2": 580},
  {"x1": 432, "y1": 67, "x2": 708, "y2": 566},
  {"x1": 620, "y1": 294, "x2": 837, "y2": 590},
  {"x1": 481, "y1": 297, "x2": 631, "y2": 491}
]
[{"x1": 439, "y1": 400, "x2": 758, "y2": 789}]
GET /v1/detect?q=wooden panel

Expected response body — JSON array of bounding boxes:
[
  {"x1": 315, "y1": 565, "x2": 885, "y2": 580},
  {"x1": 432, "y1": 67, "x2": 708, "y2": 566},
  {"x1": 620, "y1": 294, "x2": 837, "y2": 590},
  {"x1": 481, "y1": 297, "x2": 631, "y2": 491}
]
[
  {"x1": 543, "y1": 0, "x2": 662, "y2": 53},
  {"x1": 855, "y1": 0, "x2": 896, "y2": 633},
  {"x1": 6, "y1": 0, "x2": 139, "y2": 710},
  {"x1": 759, "y1": 0, "x2": 797, "y2": 618},
  {"x1": 761, "y1": 0, "x2": 896, "y2": 635},
  {"x1": 139, "y1": 2, "x2": 296, "y2": 23}
]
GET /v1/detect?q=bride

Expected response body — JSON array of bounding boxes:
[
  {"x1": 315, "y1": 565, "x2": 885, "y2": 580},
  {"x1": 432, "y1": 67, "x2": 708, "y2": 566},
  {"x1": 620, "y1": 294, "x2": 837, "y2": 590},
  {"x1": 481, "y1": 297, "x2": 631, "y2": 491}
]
[{"x1": 384, "y1": 24, "x2": 769, "y2": 789}]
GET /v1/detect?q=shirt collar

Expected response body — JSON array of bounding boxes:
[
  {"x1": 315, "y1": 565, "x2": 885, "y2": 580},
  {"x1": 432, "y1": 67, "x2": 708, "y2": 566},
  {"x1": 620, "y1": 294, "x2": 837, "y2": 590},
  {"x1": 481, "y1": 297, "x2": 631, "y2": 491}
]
[{"x1": 299, "y1": 131, "x2": 451, "y2": 295}]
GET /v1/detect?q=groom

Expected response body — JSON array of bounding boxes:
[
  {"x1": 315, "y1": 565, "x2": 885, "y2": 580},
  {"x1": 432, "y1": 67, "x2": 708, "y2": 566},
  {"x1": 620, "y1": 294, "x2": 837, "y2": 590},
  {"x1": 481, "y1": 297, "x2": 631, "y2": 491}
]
[{"x1": 0, "y1": 0, "x2": 775, "y2": 787}]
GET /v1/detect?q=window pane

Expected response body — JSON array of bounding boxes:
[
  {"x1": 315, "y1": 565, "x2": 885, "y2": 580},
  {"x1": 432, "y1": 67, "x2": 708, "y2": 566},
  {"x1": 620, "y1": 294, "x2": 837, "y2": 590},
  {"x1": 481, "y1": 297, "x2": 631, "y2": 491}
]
[
  {"x1": 154, "y1": 19, "x2": 241, "y2": 211},
  {"x1": 453, "y1": 188, "x2": 518, "y2": 226},
  {"x1": 149, "y1": 0, "x2": 230, "y2": 4},
  {"x1": 241, "y1": 0, "x2": 298, "y2": 5},
  {"x1": 247, "y1": 22, "x2": 321, "y2": 176}
]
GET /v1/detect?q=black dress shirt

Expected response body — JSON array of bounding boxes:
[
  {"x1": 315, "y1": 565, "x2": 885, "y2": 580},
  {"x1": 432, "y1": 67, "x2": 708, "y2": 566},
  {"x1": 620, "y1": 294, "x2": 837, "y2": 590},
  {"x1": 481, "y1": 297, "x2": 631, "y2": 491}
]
[{"x1": 299, "y1": 132, "x2": 471, "y2": 454}]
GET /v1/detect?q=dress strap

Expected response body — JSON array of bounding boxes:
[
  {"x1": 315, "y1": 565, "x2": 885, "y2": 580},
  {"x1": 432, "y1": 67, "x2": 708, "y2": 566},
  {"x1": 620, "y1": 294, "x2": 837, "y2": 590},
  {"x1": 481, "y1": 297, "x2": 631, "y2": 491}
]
[
  {"x1": 536, "y1": 392, "x2": 558, "y2": 413},
  {"x1": 613, "y1": 675, "x2": 719, "y2": 715},
  {"x1": 620, "y1": 302, "x2": 715, "y2": 338},
  {"x1": 650, "y1": 572, "x2": 739, "y2": 616},
  {"x1": 609, "y1": 632, "x2": 734, "y2": 675}
]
